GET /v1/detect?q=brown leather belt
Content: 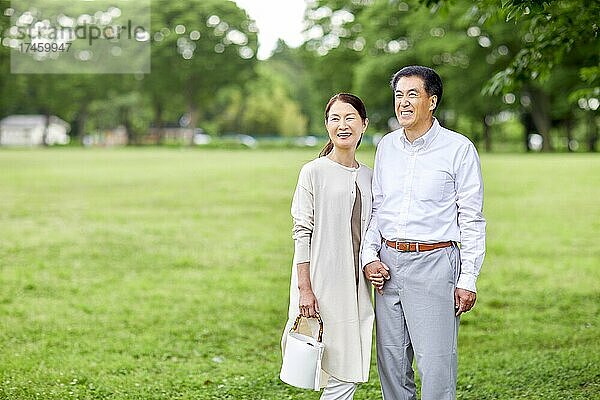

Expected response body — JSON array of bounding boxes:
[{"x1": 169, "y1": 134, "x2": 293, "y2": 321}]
[{"x1": 384, "y1": 239, "x2": 453, "y2": 252}]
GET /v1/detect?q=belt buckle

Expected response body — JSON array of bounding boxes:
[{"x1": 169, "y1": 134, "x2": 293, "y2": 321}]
[{"x1": 396, "y1": 242, "x2": 410, "y2": 252}]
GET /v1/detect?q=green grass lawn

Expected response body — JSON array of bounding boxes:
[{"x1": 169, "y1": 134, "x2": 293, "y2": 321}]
[{"x1": 1, "y1": 148, "x2": 598, "y2": 399}]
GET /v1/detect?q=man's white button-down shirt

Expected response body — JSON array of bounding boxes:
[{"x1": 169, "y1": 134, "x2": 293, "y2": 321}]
[{"x1": 362, "y1": 118, "x2": 486, "y2": 292}]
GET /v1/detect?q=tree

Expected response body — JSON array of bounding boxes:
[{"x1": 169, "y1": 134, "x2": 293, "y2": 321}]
[
  {"x1": 144, "y1": 0, "x2": 258, "y2": 131},
  {"x1": 304, "y1": 0, "x2": 513, "y2": 149},
  {"x1": 301, "y1": 1, "x2": 369, "y2": 131},
  {"x1": 210, "y1": 59, "x2": 308, "y2": 136},
  {"x1": 302, "y1": 0, "x2": 598, "y2": 151},
  {"x1": 462, "y1": 0, "x2": 599, "y2": 151}
]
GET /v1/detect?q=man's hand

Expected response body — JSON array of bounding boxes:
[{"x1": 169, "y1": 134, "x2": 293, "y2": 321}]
[
  {"x1": 299, "y1": 288, "x2": 319, "y2": 317},
  {"x1": 454, "y1": 288, "x2": 476, "y2": 316},
  {"x1": 364, "y1": 260, "x2": 390, "y2": 295}
]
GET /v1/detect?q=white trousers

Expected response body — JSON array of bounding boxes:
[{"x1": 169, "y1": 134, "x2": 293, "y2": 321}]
[{"x1": 320, "y1": 376, "x2": 357, "y2": 400}]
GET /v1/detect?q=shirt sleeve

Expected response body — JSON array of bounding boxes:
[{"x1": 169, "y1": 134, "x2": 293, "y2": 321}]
[
  {"x1": 455, "y1": 143, "x2": 486, "y2": 292},
  {"x1": 361, "y1": 145, "x2": 383, "y2": 268},
  {"x1": 291, "y1": 165, "x2": 314, "y2": 264}
]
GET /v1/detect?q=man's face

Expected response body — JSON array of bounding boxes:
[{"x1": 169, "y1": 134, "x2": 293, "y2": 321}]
[{"x1": 394, "y1": 76, "x2": 437, "y2": 135}]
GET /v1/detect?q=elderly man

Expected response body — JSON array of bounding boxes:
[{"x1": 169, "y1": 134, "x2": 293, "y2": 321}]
[{"x1": 363, "y1": 65, "x2": 486, "y2": 400}]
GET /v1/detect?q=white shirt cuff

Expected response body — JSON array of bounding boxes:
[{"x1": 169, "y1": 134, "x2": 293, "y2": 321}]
[
  {"x1": 361, "y1": 250, "x2": 380, "y2": 270},
  {"x1": 456, "y1": 273, "x2": 477, "y2": 293}
]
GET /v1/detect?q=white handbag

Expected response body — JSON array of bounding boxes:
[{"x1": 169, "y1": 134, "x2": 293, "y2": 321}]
[{"x1": 280, "y1": 314, "x2": 325, "y2": 391}]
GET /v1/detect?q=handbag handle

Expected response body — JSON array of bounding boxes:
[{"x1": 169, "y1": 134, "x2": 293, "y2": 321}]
[{"x1": 290, "y1": 314, "x2": 323, "y2": 342}]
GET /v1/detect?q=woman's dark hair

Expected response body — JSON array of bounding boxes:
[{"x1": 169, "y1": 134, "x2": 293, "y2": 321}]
[
  {"x1": 319, "y1": 93, "x2": 368, "y2": 157},
  {"x1": 390, "y1": 65, "x2": 443, "y2": 113}
]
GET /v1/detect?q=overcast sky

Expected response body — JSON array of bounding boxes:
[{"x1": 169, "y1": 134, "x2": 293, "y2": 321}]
[{"x1": 233, "y1": 0, "x2": 306, "y2": 60}]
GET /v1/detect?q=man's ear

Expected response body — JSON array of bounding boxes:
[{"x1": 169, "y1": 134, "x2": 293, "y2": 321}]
[{"x1": 429, "y1": 95, "x2": 438, "y2": 111}]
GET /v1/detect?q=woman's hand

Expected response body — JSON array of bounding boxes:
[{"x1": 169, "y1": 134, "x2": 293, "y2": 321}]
[{"x1": 299, "y1": 288, "x2": 320, "y2": 317}]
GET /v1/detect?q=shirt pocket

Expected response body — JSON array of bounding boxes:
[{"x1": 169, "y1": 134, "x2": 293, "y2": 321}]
[{"x1": 418, "y1": 171, "x2": 450, "y2": 201}]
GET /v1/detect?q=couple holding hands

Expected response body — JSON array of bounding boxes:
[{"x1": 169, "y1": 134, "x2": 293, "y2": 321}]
[{"x1": 282, "y1": 65, "x2": 486, "y2": 400}]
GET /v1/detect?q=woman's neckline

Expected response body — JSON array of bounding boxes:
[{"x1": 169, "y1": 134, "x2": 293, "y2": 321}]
[{"x1": 324, "y1": 155, "x2": 360, "y2": 170}]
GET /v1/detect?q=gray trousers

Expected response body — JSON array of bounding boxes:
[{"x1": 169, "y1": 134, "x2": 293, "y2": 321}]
[{"x1": 376, "y1": 242, "x2": 460, "y2": 400}]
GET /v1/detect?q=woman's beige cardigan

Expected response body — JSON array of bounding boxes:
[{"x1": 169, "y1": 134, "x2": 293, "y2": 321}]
[{"x1": 282, "y1": 156, "x2": 375, "y2": 384}]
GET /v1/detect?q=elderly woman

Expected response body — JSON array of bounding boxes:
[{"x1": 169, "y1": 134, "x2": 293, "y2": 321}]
[{"x1": 281, "y1": 93, "x2": 374, "y2": 399}]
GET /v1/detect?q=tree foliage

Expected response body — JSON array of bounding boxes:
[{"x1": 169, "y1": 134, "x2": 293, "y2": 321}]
[
  {"x1": 0, "y1": 0, "x2": 597, "y2": 150},
  {"x1": 301, "y1": 0, "x2": 598, "y2": 151}
]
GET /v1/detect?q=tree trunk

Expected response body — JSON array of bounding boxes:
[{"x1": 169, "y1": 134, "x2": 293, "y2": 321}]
[
  {"x1": 42, "y1": 112, "x2": 50, "y2": 146},
  {"x1": 588, "y1": 113, "x2": 598, "y2": 152},
  {"x1": 153, "y1": 101, "x2": 164, "y2": 145},
  {"x1": 77, "y1": 104, "x2": 88, "y2": 145},
  {"x1": 521, "y1": 113, "x2": 535, "y2": 152},
  {"x1": 526, "y1": 87, "x2": 553, "y2": 152},
  {"x1": 483, "y1": 115, "x2": 492, "y2": 152},
  {"x1": 565, "y1": 118, "x2": 574, "y2": 152},
  {"x1": 187, "y1": 103, "x2": 199, "y2": 146},
  {"x1": 122, "y1": 108, "x2": 134, "y2": 145}
]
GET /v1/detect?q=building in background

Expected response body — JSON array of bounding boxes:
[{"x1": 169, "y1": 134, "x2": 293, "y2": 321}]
[
  {"x1": 83, "y1": 126, "x2": 129, "y2": 147},
  {"x1": 0, "y1": 115, "x2": 70, "y2": 146}
]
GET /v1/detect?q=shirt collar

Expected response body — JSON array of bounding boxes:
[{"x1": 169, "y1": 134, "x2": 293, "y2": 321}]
[{"x1": 399, "y1": 118, "x2": 440, "y2": 150}]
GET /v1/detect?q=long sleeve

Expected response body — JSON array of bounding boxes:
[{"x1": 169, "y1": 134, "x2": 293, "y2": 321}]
[
  {"x1": 455, "y1": 143, "x2": 486, "y2": 292},
  {"x1": 291, "y1": 166, "x2": 314, "y2": 264},
  {"x1": 361, "y1": 146, "x2": 383, "y2": 268}
]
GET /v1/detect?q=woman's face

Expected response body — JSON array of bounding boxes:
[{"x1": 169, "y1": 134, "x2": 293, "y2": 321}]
[{"x1": 325, "y1": 101, "x2": 367, "y2": 151}]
